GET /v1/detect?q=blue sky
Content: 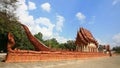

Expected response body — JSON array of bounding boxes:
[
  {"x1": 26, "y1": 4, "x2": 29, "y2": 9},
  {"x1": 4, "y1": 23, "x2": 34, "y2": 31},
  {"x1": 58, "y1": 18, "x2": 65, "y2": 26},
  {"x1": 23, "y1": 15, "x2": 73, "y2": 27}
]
[{"x1": 16, "y1": 0, "x2": 120, "y2": 48}]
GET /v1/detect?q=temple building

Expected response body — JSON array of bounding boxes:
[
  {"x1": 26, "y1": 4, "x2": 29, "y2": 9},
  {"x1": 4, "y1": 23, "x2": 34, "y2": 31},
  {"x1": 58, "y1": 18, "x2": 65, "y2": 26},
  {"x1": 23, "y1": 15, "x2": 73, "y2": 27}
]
[{"x1": 75, "y1": 27, "x2": 98, "y2": 52}]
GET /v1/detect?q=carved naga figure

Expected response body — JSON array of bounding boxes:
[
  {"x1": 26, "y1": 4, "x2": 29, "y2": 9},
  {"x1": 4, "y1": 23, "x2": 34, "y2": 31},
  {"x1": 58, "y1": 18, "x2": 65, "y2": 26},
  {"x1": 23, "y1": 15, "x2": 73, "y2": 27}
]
[
  {"x1": 7, "y1": 32, "x2": 15, "y2": 52},
  {"x1": 103, "y1": 45, "x2": 112, "y2": 56},
  {"x1": 106, "y1": 45, "x2": 112, "y2": 56},
  {"x1": 21, "y1": 24, "x2": 50, "y2": 51}
]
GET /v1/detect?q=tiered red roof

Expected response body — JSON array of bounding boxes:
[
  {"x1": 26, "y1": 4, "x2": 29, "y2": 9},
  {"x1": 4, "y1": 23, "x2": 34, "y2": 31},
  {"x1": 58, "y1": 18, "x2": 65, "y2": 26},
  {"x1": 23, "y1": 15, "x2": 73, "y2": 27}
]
[{"x1": 75, "y1": 27, "x2": 98, "y2": 47}]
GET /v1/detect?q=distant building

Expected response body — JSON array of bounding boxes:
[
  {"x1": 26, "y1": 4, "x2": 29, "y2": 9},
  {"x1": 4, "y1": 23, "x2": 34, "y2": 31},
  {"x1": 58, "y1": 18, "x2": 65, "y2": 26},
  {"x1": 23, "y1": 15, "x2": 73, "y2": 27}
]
[{"x1": 75, "y1": 27, "x2": 98, "y2": 52}]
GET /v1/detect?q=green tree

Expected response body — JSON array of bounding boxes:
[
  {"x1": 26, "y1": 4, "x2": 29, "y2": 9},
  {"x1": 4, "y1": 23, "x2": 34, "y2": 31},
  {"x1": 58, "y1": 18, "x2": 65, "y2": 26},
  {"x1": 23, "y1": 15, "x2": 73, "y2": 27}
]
[
  {"x1": 34, "y1": 32, "x2": 77, "y2": 51},
  {"x1": 112, "y1": 46, "x2": 120, "y2": 53},
  {"x1": 98, "y1": 45, "x2": 104, "y2": 52},
  {"x1": 0, "y1": 0, "x2": 18, "y2": 21},
  {"x1": 44, "y1": 38, "x2": 59, "y2": 49},
  {"x1": 64, "y1": 40, "x2": 76, "y2": 51},
  {"x1": 59, "y1": 43, "x2": 66, "y2": 50},
  {"x1": 0, "y1": 15, "x2": 35, "y2": 51},
  {"x1": 34, "y1": 32, "x2": 43, "y2": 42},
  {"x1": 0, "y1": 33, "x2": 8, "y2": 52},
  {"x1": 0, "y1": 0, "x2": 35, "y2": 52}
]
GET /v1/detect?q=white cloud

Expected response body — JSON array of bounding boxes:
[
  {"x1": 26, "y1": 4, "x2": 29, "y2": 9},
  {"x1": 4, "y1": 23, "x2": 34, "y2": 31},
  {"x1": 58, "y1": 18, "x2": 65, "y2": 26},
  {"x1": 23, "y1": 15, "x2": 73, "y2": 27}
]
[
  {"x1": 35, "y1": 17, "x2": 55, "y2": 28},
  {"x1": 112, "y1": 0, "x2": 120, "y2": 5},
  {"x1": 15, "y1": 0, "x2": 68, "y2": 43},
  {"x1": 76, "y1": 12, "x2": 86, "y2": 24},
  {"x1": 56, "y1": 15, "x2": 65, "y2": 32},
  {"x1": 28, "y1": 1, "x2": 37, "y2": 10},
  {"x1": 41, "y1": 2, "x2": 51, "y2": 12},
  {"x1": 96, "y1": 38, "x2": 117, "y2": 48},
  {"x1": 96, "y1": 38, "x2": 107, "y2": 45},
  {"x1": 112, "y1": 33, "x2": 120, "y2": 45},
  {"x1": 52, "y1": 33, "x2": 70, "y2": 43},
  {"x1": 16, "y1": 0, "x2": 34, "y2": 26},
  {"x1": 35, "y1": 17, "x2": 55, "y2": 39}
]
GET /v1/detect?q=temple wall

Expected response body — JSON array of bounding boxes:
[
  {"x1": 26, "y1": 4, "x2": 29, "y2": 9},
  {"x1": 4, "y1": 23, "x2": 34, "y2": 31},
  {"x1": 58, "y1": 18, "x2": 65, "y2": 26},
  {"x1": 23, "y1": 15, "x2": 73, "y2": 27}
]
[
  {"x1": 5, "y1": 51, "x2": 108, "y2": 63},
  {"x1": 87, "y1": 43, "x2": 98, "y2": 52},
  {"x1": 76, "y1": 43, "x2": 98, "y2": 52},
  {"x1": 88, "y1": 43, "x2": 96, "y2": 48}
]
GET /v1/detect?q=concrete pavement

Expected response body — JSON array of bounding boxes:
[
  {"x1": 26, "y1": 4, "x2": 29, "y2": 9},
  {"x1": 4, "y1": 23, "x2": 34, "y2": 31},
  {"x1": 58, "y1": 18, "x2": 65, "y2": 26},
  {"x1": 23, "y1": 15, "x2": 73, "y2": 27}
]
[{"x1": 48, "y1": 56, "x2": 120, "y2": 68}]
